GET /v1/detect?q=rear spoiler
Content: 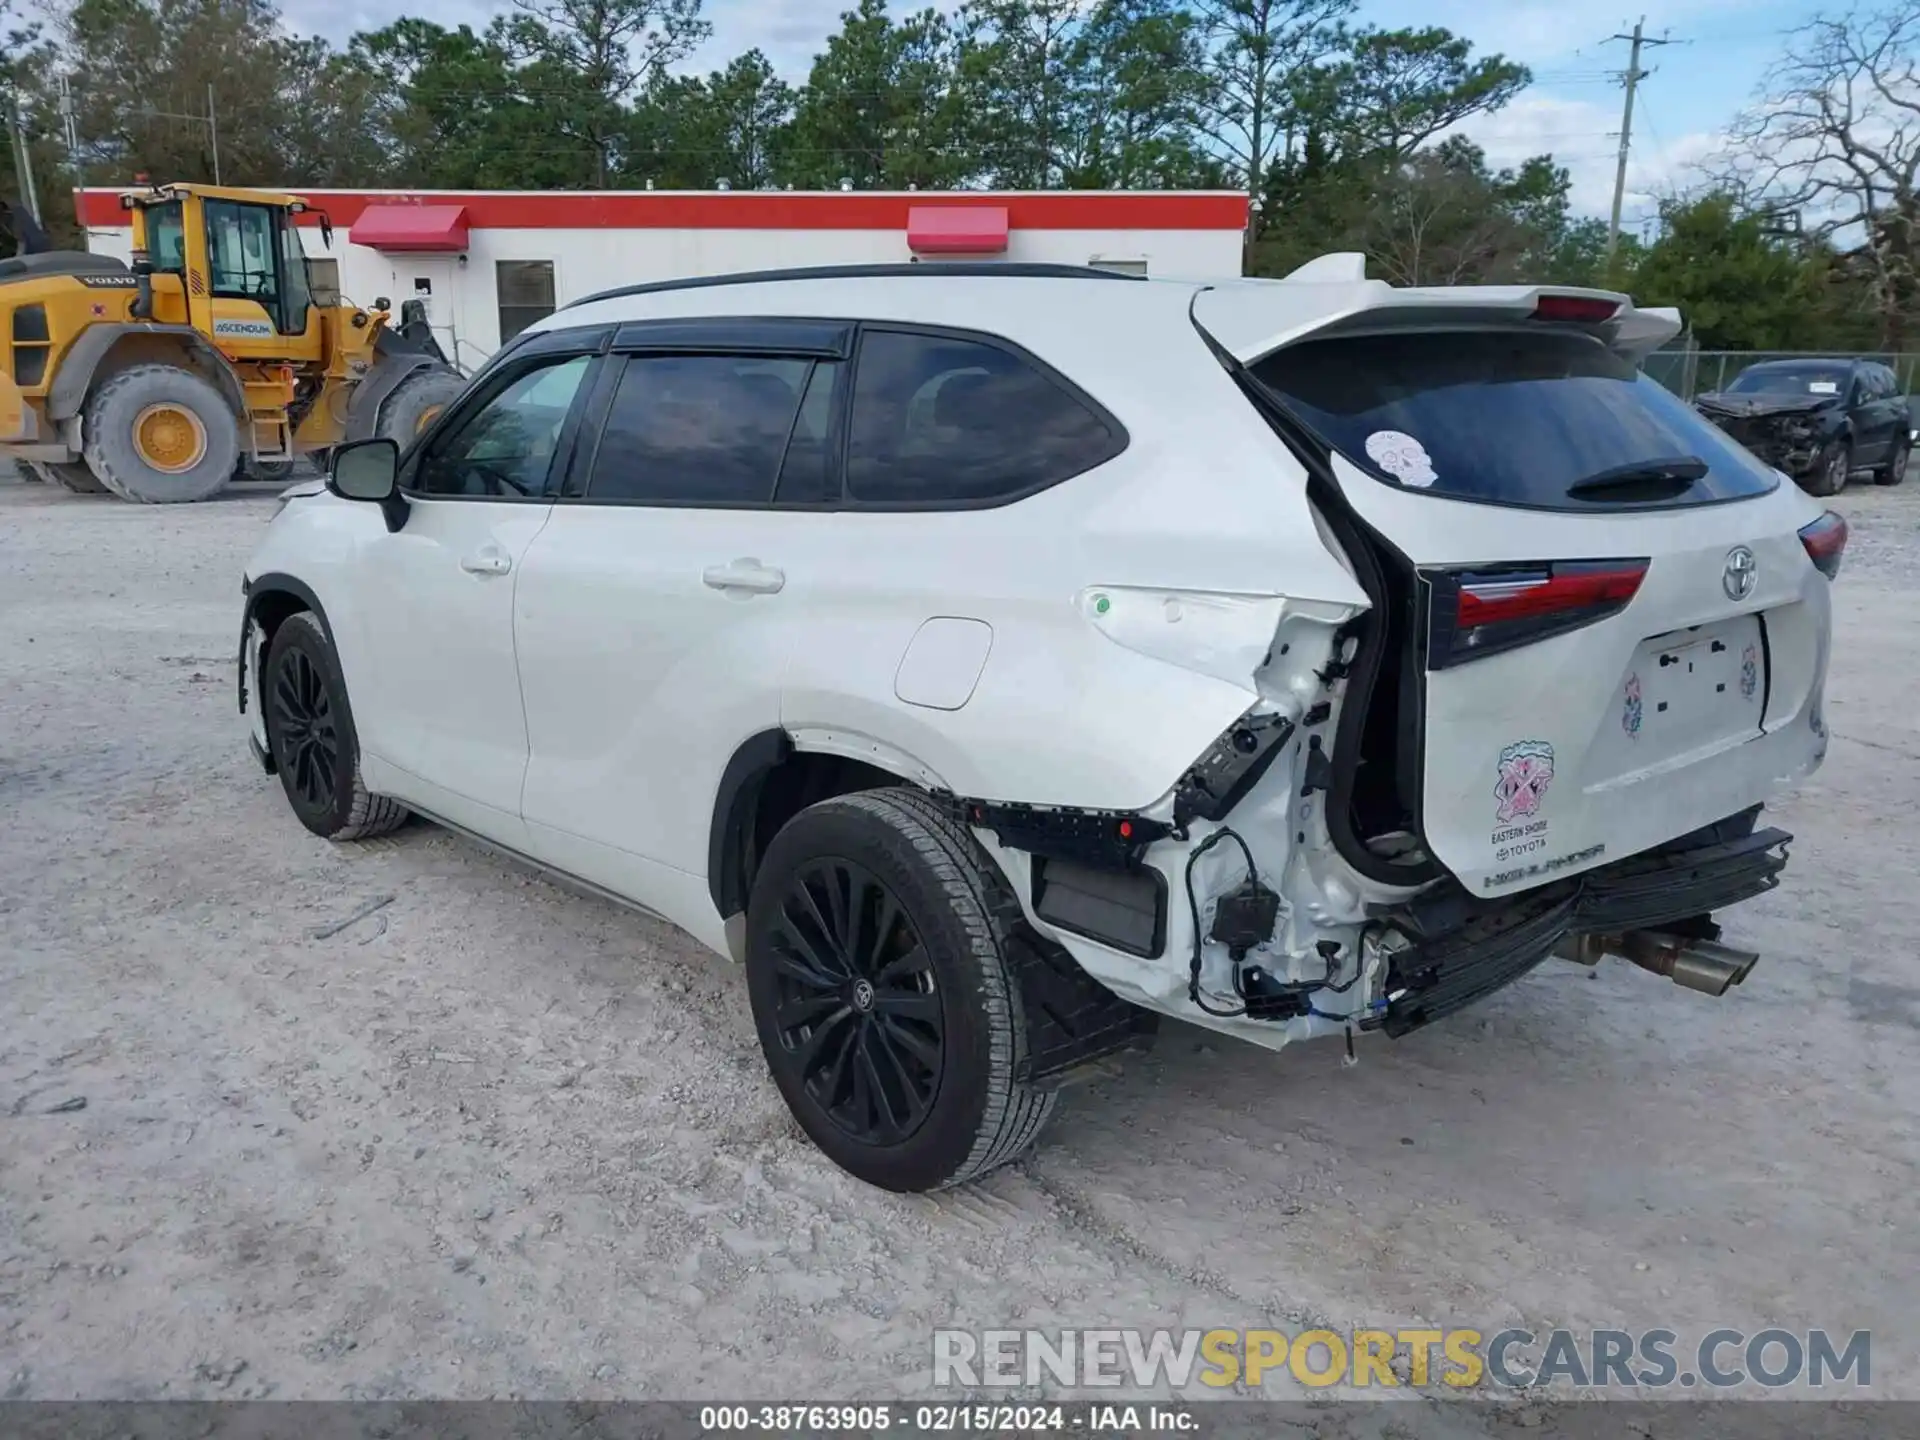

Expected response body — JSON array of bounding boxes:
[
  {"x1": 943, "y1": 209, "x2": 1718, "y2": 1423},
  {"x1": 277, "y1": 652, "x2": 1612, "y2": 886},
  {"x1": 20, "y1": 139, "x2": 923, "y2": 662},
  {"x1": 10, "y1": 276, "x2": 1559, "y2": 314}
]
[{"x1": 1193, "y1": 254, "x2": 1683, "y2": 366}]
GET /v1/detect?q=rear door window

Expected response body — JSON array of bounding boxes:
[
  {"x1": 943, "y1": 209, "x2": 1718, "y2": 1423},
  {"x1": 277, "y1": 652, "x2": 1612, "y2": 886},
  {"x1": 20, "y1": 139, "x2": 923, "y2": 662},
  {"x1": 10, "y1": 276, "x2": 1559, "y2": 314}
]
[
  {"x1": 845, "y1": 329, "x2": 1123, "y2": 506},
  {"x1": 584, "y1": 354, "x2": 810, "y2": 505},
  {"x1": 1252, "y1": 329, "x2": 1778, "y2": 510}
]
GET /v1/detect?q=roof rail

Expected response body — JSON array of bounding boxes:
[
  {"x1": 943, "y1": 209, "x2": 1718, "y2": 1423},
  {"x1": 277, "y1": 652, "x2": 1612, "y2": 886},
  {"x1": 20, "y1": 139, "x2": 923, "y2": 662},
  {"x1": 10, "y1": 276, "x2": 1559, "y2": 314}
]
[{"x1": 565, "y1": 262, "x2": 1145, "y2": 311}]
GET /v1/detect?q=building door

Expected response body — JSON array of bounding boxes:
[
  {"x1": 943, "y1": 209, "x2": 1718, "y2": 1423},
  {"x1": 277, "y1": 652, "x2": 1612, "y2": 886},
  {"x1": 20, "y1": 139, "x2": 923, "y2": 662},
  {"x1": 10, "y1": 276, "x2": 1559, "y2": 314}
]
[{"x1": 393, "y1": 256, "x2": 462, "y2": 366}]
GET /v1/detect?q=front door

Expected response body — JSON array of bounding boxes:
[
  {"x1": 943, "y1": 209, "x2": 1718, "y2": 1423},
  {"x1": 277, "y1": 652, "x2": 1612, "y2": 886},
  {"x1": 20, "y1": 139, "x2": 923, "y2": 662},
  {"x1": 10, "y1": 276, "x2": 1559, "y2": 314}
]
[
  {"x1": 349, "y1": 349, "x2": 599, "y2": 842},
  {"x1": 392, "y1": 257, "x2": 461, "y2": 364}
]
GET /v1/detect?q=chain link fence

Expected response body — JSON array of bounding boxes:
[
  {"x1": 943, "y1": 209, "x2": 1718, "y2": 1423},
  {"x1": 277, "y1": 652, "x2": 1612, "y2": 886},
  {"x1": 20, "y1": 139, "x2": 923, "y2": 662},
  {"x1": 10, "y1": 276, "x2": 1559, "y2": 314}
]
[{"x1": 1643, "y1": 342, "x2": 1920, "y2": 402}]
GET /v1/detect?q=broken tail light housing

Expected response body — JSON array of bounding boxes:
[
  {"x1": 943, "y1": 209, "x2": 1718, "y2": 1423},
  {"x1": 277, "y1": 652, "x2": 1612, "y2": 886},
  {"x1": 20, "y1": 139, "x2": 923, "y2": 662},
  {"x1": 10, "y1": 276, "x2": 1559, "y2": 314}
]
[
  {"x1": 1533, "y1": 294, "x2": 1620, "y2": 324},
  {"x1": 1425, "y1": 559, "x2": 1649, "y2": 669},
  {"x1": 1799, "y1": 510, "x2": 1847, "y2": 580}
]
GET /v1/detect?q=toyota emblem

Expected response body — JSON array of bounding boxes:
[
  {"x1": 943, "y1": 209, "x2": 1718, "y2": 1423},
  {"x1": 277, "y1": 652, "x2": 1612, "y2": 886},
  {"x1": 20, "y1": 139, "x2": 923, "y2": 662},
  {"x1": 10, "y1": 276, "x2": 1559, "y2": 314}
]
[{"x1": 1723, "y1": 546, "x2": 1757, "y2": 601}]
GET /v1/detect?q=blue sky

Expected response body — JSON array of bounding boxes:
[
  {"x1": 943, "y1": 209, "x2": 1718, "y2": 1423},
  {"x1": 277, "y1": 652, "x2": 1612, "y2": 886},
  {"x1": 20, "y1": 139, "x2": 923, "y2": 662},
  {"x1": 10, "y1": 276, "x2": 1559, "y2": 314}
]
[{"x1": 285, "y1": 0, "x2": 1828, "y2": 224}]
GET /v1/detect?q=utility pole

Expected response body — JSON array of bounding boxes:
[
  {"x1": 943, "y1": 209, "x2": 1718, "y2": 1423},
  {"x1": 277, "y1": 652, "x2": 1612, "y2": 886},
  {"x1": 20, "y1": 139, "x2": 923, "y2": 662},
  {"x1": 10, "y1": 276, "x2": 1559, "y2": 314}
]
[
  {"x1": 207, "y1": 85, "x2": 220, "y2": 186},
  {"x1": 58, "y1": 74, "x2": 82, "y2": 229},
  {"x1": 7, "y1": 96, "x2": 40, "y2": 223},
  {"x1": 1605, "y1": 17, "x2": 1675, "y2": 274}
]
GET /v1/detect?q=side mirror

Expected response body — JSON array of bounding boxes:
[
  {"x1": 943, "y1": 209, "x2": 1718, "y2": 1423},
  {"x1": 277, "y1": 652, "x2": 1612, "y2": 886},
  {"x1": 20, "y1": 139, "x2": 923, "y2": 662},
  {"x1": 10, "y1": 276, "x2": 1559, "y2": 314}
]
[
  {"x1": 329, "y1": 438, "x2": 410, "y2": 533},
  {"x1": 329, "y1": 438, "x2": 398, "y2": 500}
]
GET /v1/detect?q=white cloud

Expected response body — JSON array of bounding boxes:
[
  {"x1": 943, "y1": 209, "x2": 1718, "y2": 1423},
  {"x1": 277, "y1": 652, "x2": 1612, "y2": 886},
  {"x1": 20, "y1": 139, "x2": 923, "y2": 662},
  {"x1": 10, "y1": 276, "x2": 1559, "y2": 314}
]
[{"x1": 1451, "y1": 91, "x2": 1720, "y2": 225}]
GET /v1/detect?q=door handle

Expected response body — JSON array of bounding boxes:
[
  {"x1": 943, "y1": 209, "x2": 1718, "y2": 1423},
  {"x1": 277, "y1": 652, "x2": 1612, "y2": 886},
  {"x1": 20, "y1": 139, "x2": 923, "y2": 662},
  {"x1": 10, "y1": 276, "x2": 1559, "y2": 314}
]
[
  {"x1": 702, "y1": 559, "x2": 785, "y2": 595},
  {"x1": 460, "y1": 549, "x2": 512, "y2": 577}
]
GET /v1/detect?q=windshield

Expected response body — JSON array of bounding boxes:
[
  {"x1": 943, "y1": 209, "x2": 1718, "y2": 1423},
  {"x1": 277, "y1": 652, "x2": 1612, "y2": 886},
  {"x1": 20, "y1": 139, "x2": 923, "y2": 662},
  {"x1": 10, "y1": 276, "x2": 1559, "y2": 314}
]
[
  {"x1": 1727, "y1": 363, "x2": 1850, "y2": 397},
  {"x1": 1251, "y1": 329, "x2": 1779, "y2": 510}
]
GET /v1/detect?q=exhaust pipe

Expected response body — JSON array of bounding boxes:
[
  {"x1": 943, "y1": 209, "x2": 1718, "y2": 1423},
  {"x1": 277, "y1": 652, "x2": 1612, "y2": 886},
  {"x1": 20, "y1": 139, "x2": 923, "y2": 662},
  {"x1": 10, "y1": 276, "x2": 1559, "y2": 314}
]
[{"x1": 1558, "y1": 930, "x2": 1759, "y2": 997}]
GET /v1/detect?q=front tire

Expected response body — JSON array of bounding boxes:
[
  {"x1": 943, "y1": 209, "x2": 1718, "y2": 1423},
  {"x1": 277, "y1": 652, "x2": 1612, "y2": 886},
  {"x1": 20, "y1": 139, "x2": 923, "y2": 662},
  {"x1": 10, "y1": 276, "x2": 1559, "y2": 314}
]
[
  {"x1": 262, "y1": 611, "x2": 408, "y2": 841},
  {"x1": 744, "y1": 788, "x2": 1057, "y2": 1192},
  {"x1": 1876, "y1": 439, "x2": 1909, "y2": 486},
  {"x1": 375, "y1": 369, "x2": 466, "y2": 447},
  {"x1": 1805, "y1": 438, "x2": 1850, "y2": 497}
]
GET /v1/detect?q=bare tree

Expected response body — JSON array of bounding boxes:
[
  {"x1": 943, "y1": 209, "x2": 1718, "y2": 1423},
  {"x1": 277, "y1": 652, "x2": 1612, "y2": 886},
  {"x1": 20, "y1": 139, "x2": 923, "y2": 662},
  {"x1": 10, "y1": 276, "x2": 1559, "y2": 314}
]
[{"x1": 1717, "y1": 7, "x2": 1919, "y2": 347}]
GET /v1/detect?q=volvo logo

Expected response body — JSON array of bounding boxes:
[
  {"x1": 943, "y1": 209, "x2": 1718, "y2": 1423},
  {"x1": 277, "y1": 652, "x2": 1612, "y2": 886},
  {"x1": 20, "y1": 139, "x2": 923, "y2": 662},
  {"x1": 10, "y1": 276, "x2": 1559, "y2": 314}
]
[
  {"x1": 850, "y1": 978, "x2": 876, "y2": 1013},
  {"x1": 1723, "y1": 546, "x2": 1757, "y2": 601}
]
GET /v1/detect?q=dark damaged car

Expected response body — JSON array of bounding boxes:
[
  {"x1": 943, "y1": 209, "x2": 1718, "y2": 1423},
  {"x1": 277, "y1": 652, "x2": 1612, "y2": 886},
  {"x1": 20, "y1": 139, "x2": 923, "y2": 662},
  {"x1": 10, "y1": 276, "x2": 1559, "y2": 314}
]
[{"x1": 1694, "y1": 359, "x2": 1911, "y2": 496}]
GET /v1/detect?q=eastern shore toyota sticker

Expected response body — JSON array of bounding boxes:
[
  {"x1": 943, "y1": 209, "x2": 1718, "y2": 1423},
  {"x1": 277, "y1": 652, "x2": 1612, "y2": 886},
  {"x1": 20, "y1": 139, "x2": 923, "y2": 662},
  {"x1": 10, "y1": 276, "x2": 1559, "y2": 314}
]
[{"x1": 1363, "y1": 429, "x2": 1438, "y2": 488}]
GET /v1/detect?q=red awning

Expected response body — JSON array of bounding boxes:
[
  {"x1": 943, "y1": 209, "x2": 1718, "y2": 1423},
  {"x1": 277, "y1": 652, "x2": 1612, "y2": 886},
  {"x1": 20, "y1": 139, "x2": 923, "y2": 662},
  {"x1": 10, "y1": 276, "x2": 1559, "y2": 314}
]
[
  {"x1": 349, "y1": 204, "x2": 470, "y2": 252},
  {"x1": 907, "y1": 205, "x2": 1009, "y2": 255}
]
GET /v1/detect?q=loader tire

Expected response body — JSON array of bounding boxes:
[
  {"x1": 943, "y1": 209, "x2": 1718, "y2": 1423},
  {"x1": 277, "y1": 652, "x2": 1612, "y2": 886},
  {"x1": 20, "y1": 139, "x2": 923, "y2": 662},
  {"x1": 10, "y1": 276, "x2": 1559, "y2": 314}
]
[
  {"x1": 239, "y1": 458, "x2": 297, "y2": 483},
  {"x1": 375, "y1": 369, "x2": 464, "y2": 447},
  {"x1": 83, "y1": 364, "x2": 239, "y2": 504},
  {"x1": 26, "y1": 460, "x2": 109, "y2": 494}
]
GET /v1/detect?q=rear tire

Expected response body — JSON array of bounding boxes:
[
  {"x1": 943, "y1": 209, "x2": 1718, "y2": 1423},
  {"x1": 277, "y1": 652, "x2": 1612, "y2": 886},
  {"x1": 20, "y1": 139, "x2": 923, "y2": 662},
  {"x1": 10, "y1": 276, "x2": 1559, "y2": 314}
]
[
  {"x1": 82, "y1": 363, "x2": 238, "y2": 503},
  {"x1": 1805, "y1": 438, "x2": 1850, "y2": 497},
  {"x1": 744, "y1": 787, "x2": 1057, "y2": 1193},
  {"x1": 23, "y1": 460, "x2": 107, "y2": 493},
  {"x1": 262, "y1": 611, "x2": 408, "y2": 841},
  {"x1": 240, "y1": 458, "x2": 297, "y2": 483},
  {"x1": 374, "y1": 369, "x2": 465, "y2": 447},
  {"x1": 1876, "y1": 440, "x2": 1909, "y2": 487}
]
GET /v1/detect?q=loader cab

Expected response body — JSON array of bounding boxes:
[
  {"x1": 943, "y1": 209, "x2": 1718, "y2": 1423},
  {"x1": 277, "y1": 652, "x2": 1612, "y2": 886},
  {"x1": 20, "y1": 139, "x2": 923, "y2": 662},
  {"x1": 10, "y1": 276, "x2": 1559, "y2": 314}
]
[{"x1": 128, "y1": 184, "x2": 322, "y2": 359}]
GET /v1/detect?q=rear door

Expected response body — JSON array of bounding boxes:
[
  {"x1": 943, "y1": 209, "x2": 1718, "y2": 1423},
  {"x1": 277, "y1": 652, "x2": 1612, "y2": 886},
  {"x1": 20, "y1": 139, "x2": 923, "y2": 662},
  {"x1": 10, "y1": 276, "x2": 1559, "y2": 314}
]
[{"x1": 1215, "y1": 306, "x2": 1835, "y2": 897}]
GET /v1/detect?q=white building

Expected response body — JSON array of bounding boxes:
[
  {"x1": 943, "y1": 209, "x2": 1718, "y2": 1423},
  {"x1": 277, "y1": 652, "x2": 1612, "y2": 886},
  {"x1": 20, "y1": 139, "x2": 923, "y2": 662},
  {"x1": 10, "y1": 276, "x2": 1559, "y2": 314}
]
[{"x1": 80, "y1": 188, "x2": 1249, "y2": 370}]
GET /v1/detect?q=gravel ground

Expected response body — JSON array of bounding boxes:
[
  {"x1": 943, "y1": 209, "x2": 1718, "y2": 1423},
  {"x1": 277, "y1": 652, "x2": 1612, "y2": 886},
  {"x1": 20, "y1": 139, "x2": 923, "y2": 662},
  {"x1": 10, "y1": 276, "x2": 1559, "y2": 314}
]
[{"x1": 1, "y1": 471, "x2": 1916, "y2": 1413}]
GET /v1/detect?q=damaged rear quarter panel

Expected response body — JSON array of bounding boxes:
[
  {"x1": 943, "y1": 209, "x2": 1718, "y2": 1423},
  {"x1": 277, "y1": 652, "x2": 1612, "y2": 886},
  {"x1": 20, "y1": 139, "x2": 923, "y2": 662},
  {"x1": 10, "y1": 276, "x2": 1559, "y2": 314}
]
[{"x1": 776, "y1": 316, "x2": 1368, "y2": 813}]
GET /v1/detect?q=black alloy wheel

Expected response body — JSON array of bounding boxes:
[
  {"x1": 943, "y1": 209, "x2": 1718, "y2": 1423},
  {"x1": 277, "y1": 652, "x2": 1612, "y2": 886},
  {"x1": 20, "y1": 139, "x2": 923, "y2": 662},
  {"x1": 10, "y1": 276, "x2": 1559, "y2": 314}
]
[
  {"x1": 768, "y1": 858, "x2": 944, "y2": 1144},
  {"x1": 744, "y1": 788, "x2": 1058, "y2": 1191},
  {"x1": 270, "y1": 643, "x2": 339, "y2": 815}
]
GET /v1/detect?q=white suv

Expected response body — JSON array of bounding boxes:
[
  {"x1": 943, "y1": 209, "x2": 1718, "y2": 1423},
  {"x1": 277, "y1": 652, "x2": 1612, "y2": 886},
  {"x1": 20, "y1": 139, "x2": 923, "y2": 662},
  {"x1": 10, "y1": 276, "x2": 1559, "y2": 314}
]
[{"x1": 240, "y1": 259, "x2": 1842, "y2": 1192}]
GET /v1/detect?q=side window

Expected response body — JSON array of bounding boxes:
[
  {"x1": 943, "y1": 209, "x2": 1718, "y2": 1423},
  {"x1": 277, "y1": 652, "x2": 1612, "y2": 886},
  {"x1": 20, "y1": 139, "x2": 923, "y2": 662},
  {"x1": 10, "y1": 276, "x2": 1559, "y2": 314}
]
[
  {"x1": 307, "y1": 257, "x2": 342, "y2": 305},
  {"x1": 497, "y1": 260, "x2": 557, "y2": 344},
  {"x1": 204, "y1": 201, "x2": 280, "y2": 305},
  {"x1": 845, "y1": 329, "x2": 1121, "y2": 505},
  {"x1": 585, "y1": 354, "x2": 810, "y2": 504},
  {"x1": 412, "y1": 355, "x2": 592, "y2": 499},
  {"x1": 144, "y1": 201, "x2": 186, "y2": 274}
]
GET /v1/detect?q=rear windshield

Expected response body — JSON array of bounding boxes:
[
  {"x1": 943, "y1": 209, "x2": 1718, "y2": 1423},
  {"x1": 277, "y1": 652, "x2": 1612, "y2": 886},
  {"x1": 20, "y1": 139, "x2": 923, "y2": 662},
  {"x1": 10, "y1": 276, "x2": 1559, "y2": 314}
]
[
  {"x1": 1251, "y1": 329, "x2": 1779, "y2": 509},
  {"x1": 1727, "y1": 363, "x2": 1849, "y2": 396}
]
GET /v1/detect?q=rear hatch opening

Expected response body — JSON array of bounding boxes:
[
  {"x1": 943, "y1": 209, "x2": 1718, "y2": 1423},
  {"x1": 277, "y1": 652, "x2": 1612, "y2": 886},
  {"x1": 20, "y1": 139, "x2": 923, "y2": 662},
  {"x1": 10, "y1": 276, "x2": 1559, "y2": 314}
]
[{"x1": 1192, "y1": 274, "x2": 1835, "y2": 904}]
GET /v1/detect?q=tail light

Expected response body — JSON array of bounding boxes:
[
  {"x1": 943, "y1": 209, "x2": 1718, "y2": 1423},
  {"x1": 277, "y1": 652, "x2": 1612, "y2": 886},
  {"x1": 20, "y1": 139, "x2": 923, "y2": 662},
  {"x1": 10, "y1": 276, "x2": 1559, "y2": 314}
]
[
  {"x1": 1799, "y1": 511, "x2": 1847, "y2": 580},
  {"x1": 1426, "y1": 559, "x2": 1648, "y2": 670},
  {"x1": 1533, "y1": 294, "x2": 1620, "y2": 324}
]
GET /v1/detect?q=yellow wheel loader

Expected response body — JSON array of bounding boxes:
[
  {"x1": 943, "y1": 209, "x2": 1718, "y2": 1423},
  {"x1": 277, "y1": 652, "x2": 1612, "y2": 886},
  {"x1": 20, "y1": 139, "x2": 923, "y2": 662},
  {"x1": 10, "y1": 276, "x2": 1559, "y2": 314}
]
[{"x1": 0, "y1": 182, "x2": 465, "y2": 503}]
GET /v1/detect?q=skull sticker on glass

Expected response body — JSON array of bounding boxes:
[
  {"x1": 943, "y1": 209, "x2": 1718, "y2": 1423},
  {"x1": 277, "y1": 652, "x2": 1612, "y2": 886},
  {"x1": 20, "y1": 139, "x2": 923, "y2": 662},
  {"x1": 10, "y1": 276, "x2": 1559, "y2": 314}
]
[
  {"x1": 1363, "y1": 429, "x2": 1439, "y2": 489},
  {"x1": 1494, "y1": 740, "x2": 1556, "y2": 826}
]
